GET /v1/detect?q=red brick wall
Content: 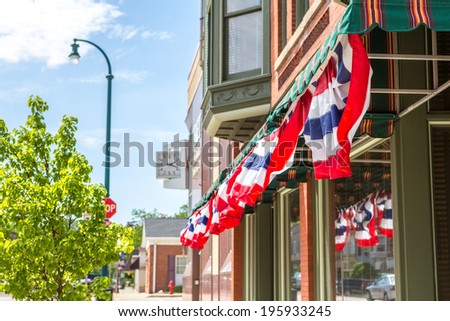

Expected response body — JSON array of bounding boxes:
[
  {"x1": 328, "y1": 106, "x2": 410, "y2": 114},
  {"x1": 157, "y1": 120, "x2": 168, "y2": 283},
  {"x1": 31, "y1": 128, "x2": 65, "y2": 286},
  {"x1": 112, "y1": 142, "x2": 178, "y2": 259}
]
[
  {"x1": 146, "y1": 244, "x2": 184, "y2": 293},
  {"x1": 270, "y1": 1, "x2": 346, "y2": 106},
  {"x1": 287, "y1": 0, "x2": 296, "y2": 40},
  {"x1": 272, "y1": 0, "x2": 283, "y2": 57}
]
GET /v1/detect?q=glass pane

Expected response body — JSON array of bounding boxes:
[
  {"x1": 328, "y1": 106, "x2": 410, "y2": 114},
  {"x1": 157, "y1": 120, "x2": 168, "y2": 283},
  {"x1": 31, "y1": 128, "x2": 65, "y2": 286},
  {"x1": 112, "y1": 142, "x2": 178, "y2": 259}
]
[
  {"x1": 288, "y1": 190, "x2": 301, "y2": 301},
  {"x1": 176, "y1": 256, "x2": 188, "y2": 274},
  {"x1": 296, "y1": 0, "x2": 310, "y2": 27},
  {"x1": 431, "y1": 127, "x2": 450, "y2": 300},
  {"x1": 227, "y1": 11, "x2": 262, "y2": 75},
  {"x1": 226, "y1": 0, "x2": 260, "y2": 14},
  {"x1": 333, "y1": 141, "x2": 395, "y2": 301}
]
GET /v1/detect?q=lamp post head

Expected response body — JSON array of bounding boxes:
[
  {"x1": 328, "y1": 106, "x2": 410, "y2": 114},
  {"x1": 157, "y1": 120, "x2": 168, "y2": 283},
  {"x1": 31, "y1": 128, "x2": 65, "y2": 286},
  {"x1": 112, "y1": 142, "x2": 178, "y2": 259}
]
[{"x1": 68, "y1": 41, "x2": 80, "y2": 64}]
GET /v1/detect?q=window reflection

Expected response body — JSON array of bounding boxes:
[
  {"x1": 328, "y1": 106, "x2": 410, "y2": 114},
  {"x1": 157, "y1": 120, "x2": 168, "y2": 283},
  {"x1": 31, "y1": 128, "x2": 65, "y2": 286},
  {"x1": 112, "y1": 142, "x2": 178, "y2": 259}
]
[
  {"x1": 288, "y1": 190, "x2": 301, "y2": 301},
  {"x1": 333, "y1": 141, "x2": 395, "y2": 301}
]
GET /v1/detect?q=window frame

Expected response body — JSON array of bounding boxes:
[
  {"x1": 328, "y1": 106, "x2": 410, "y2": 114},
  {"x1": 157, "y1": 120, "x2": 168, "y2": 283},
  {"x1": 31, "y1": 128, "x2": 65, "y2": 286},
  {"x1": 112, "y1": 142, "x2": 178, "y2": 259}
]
[
  {"x1": 175, "y1": 255, "x2": 188, "y2": 275},
  {"x1": 223, "y1": 1, "x2": 263, "y2": 80},
  {"x1": 296, "y1": 0, "x2": 310, "y2": 28},
  {"x1": 206, "y1": 0, "x2": 269, "y2": 85}
]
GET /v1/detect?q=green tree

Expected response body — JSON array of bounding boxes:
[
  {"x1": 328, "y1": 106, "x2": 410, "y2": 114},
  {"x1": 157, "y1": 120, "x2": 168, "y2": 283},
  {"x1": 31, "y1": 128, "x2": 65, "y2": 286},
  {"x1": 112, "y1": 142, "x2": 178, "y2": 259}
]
[
  {"x1": 131, "y1": 208, "x2": 168, "y2": 223},
  {"x1": 130, "y1": 208, "x2": 166, "y2": 248},
  {"x1": 0, "y1": 96, "x2": 134, "y2": 301},
  {"x1": 174, "y1": 203, "x2": 189, "y2": 218},
  {"x1": 350, "y1": 262, "x2": 380, "y2": 280},
  {"x1": 132, "y1": 224, "x2": 144, "y2": 249},
  {"x1": 130, "y1": 205, "x2": 187, "y2": 248}
]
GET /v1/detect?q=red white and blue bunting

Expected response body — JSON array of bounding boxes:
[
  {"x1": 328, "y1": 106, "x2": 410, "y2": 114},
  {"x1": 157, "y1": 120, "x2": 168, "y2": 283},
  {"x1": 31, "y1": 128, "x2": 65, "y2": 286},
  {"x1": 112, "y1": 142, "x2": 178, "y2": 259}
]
[
  {"x1": 181, "y1": 34, "x2": 373, "y2": 249},
  {"x1": 335, "y1": 190, "x2": 393, "y2": 251}
]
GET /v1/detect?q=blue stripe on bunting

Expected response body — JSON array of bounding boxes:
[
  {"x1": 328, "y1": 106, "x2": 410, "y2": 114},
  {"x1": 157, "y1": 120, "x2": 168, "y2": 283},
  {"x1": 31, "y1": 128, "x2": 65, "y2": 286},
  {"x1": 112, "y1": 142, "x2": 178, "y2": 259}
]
[
  {"x1": 383, "y1": 209, "x2": 392, "y2": 219},
  {"x1": 336, "y1": 225, "x2": 347, "y2": 236},
  {"x1": 243, "y1": 152, "x2": 271, "y2": 171},
  {"x1": 334, "y1": 42, "x2": 351, "y2": 84},
  {"x1": 200, "y1": 215, "x2": 209, "y2": 225},
  {"x1": 303, "y1": 104, "x2": 344, "y2": 140}
]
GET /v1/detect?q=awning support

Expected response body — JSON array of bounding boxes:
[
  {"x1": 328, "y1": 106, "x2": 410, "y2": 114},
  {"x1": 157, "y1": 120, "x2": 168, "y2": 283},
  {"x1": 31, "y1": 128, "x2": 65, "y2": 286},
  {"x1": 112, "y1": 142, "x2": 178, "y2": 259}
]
[
  {"x1": 399, "y1": 79, "x2": 450, "y2": 118},
  {"x1": 371, "y1": 88, "x2": 434, "y2": 95},
  {"x1": 368, "y1": 53, "x2": 450, "y2": 61}
]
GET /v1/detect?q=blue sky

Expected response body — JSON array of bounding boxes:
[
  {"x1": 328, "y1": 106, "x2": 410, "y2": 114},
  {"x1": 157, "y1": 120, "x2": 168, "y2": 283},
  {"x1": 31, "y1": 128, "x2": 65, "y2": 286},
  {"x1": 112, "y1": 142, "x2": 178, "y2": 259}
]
[{"x1": 0, "y1": 0, "x2": 199, "y2": 225}]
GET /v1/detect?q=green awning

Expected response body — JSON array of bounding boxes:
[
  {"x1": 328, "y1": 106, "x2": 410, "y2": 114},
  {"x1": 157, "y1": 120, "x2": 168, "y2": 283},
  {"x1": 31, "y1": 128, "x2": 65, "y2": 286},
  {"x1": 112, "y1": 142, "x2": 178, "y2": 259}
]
[
  {"x1": 191, "y1": 0, "x2": 450, "y2": 213},
  {"x1": 278, "y1": 0, "x2": 450, "y2": 109},
  {"x1": 340, "y1": 0, "x2": 450, "y2": 34}
]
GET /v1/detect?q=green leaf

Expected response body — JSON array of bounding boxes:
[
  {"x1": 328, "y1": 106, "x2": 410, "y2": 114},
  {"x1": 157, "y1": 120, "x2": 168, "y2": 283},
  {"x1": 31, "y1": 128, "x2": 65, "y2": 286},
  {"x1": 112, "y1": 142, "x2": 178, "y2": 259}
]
[{"x1": 0, "y1": 97, "x2": 133, "y2": 301}]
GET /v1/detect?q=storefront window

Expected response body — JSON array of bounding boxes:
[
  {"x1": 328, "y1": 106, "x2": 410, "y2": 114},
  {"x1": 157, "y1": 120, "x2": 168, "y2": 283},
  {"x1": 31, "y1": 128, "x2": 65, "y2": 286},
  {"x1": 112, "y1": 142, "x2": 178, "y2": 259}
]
[
  {"x1": 288, "y1": 190, "x2": 301, "y2": 301},
  {"x1": 274, "y1": 188, "x2": 300, "y2": 301},
  {"x1": 332, "y1": 141, "x2": 395, "y2": 301}
]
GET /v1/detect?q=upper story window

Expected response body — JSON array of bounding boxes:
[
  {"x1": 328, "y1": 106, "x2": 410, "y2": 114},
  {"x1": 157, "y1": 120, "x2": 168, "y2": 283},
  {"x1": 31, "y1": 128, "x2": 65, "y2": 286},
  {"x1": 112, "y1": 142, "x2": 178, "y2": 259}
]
[
  {"x1": 204, "y1": 0, "x2": 268, "y2": 85},
  {"x1": 296, "y1": 0, "x2": 310, "y2": 27},
  {"x1": 225, "y1": 0, "x2": 263, "y2": 79},
  {"x1": 280, "y1": 0, "x2": 310, "y2": 50}
]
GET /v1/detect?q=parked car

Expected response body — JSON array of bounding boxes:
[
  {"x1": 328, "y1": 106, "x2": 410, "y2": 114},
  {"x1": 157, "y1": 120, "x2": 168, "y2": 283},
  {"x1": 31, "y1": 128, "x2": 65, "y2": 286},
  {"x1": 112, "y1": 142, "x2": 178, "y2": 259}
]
[
  {"x1": 336, "y1": 278, "x2": 373, "y2": 296},
  {"x1": 365, "y1": 274, "x2": 395, "y2": 301}
]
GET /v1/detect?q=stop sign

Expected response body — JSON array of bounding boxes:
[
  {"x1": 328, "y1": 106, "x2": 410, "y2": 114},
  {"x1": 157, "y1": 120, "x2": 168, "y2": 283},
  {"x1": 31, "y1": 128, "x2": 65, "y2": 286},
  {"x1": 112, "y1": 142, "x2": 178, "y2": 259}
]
[{"x1": 102, "y1": 197, "x2": 117, "y2": 219}]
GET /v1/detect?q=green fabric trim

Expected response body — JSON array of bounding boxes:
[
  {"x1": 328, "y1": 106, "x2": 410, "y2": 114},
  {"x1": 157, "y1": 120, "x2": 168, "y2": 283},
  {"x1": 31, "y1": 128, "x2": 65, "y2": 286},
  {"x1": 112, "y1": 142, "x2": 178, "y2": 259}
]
[
  {"x1": 340, "y1": 0, "x2": 450, "y2": 34},
  {"x1": 191, "y1": 0, "x2": 450, "y2": 215}
]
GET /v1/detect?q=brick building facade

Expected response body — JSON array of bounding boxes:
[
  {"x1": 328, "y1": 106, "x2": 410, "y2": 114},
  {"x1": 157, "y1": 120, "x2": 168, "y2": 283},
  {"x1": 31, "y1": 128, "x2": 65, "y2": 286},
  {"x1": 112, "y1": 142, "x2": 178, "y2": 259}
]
[
  {"x1": 142, "y1": 218, "x2": 187, "y2": 294},
  {"x1": 183, "y1": 0, "x2": 450, "y2": 301}
]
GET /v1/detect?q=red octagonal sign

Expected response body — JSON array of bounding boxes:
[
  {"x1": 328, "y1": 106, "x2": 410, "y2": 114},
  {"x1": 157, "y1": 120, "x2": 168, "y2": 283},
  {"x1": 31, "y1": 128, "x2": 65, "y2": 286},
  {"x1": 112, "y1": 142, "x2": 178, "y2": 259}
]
[{"x1": 102, "y1": 197, "x2": 117, "y2": 219}]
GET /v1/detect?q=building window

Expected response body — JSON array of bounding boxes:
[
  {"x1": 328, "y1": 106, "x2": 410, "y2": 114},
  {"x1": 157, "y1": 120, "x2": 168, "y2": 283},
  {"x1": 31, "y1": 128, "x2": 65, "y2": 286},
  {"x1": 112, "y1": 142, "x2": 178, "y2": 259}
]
[
  {"x1": 332, "y1": 141, "x2": 395, "y2": 301},
  {"x1": 224, "y1": 0, "x2": 263, "y2": 79},
  {"x1": 226, "y1": 0, "x2": 260, "y2": 13},
  {"x1": 296, "y1": 0, "x2": 310, "y2": 27},
  {"x1": 206, "y1": 0, "x2": 268, "y2": 85},
  {"x1": 430, "y1": 126, "x2": 450, "y2": 300},
  {"x1": 288, "y1": 189, "x2": 301, "y2": 301},
  {"x1": 176, "y1": 255, "x2": 188, "y2": 275},
  {"x1": 274, "y1": 188, "x2": 300, "y2": 300},
  {"x1": 279, "y1": 1, "x2": 310, "y2": 51}
]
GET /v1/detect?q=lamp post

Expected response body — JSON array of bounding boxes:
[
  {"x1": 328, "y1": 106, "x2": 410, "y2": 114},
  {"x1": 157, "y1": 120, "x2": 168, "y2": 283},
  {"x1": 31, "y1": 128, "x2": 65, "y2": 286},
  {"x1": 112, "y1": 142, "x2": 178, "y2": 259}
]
[
  {"x1": 68, "y1": 38, "x2": 113, "y2": 197},
  {"x1": 69, "y1": 39, "x2": 113, "y2": 279}
]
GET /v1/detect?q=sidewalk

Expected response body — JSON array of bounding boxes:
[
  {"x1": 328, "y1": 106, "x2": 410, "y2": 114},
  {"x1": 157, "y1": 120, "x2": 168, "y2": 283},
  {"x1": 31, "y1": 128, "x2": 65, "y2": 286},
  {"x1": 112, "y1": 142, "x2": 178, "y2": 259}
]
[
  {"x1": 0, "y1": 288, "x2": 184, "y2": 302},
  {"x1": 112, "y1": 287, "x2": 183, "y2": 301}
]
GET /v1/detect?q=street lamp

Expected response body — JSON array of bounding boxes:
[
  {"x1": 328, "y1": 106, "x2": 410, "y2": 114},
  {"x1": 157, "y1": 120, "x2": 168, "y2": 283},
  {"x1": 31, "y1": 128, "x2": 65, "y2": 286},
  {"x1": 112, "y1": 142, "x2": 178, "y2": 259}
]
[
  {"x1": 69, "y1": 39, "x2": 114, "y2": 280},
  {"x1": 68, "y1": 38, "x2": 114, "y2": 198}
]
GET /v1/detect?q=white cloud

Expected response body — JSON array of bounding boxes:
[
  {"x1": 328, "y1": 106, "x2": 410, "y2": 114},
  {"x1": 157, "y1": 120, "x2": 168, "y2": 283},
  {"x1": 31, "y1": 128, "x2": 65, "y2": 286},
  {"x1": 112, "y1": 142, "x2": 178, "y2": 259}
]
[
  {"x1": 0, "y1": 0, "x2": 122, "y2": 67},
  {"x1": 0, "y1": 83, "x2": 47, "y2": 102},
  {"x1": 140, "y1": 129, "x2": 180, "y2": 142},
  {"x1": 141, "y1": 31, "x2": 172, "y2": 40},
  {"x1": 77, "y1": 127, "x2": 131, "y2": 149},
  {"x1": 67, "y1": 75, "x2": 104, "y2": 84},
  {"x1": 108, "y1": 24, "x2": 140, "y2": 40},
  {"x1": 77, "y1": 129, "x2": 105, "y2": 150},
  {"x1": 115, "y1": 69, "x2": 148, "y2": 83},
  {"x1": 109, "y1": 25, "x2": 172, "y2": 41}
]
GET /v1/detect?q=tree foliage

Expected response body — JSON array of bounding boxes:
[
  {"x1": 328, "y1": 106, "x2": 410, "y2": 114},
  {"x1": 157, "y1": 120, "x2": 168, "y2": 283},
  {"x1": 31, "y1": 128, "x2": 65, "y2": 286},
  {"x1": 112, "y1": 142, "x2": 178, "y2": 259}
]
[
  {"x1": 174, "y1": 203, "x2": 188, "y2": 219},
  {"x1": 0, "y1": 96, "x2": 134, "y2": 301},
  {"x1": 350, "y1": 262, "x2": 380, "y2": 280},
  {"x1": 130, "y1": 204, "x2": 188, "y2": 248},
  {"x1": 132, "y1": 224, "x2": 144, "y2": 249},
  {"x1": 131, "y1": 208, "x2": 168, "y2": 223}
]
